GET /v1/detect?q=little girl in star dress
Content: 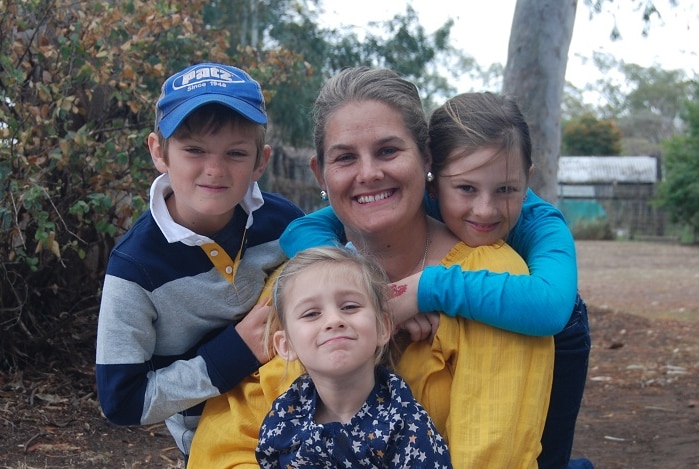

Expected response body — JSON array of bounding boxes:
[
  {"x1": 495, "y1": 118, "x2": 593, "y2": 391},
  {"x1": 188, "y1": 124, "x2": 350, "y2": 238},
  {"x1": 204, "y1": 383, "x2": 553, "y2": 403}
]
[{"x1": 255, "y1": 246, "x2": 452, "y2": 468}]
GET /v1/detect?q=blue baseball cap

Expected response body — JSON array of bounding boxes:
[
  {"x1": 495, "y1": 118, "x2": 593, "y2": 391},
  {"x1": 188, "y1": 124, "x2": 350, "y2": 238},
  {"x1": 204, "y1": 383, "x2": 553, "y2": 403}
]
[{"x1": 155, "y1": 63, "x2": 267, "y2": 138}]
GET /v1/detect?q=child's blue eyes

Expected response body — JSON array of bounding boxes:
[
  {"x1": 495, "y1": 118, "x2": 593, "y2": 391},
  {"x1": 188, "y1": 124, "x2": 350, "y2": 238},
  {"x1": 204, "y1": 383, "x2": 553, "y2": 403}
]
[
  {"x1": 498, "y1": 186, "x2": 519, "y2": 194},
  {"x1": 183, "y1": 148, "x2": 248, "y2": 158},
  {"x1": 299, "y1": 304, "x2": 362, "y2": 319},
  {"x1": 455, "y1": 186, "x2": 520, "y2": 194}
]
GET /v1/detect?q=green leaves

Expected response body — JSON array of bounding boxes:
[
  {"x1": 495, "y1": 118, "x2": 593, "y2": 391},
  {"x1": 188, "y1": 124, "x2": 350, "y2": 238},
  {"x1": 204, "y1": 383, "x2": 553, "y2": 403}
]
[
  {"x1": 0, "y1": 0, "x2": 236, "y2": 362},
  {"x1": 562, "y1": 114, "x2": 623, "y2": 156},
  {"x1": 656, "y1": 96, "x2": 699, "y2": 239}
]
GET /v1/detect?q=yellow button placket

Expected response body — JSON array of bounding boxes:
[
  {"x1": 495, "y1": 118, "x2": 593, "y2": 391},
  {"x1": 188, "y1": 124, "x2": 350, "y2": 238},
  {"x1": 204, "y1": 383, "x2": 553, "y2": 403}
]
[{"x1": 200, "y1": 230, "x2": 245, "y2": 286}]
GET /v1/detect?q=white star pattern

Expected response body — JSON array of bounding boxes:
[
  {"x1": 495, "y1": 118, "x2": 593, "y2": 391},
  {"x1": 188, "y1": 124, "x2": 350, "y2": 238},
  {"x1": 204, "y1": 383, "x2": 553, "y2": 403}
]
[{"x1": 255, "y1": 368, "x2": 453, "y2": 468}]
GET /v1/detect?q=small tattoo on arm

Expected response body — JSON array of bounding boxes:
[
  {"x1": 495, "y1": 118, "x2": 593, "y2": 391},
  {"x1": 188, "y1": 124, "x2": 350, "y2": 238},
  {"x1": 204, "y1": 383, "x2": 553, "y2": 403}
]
[{"x1": 391, "y1": 283, "x2": 407, "y2": 298}]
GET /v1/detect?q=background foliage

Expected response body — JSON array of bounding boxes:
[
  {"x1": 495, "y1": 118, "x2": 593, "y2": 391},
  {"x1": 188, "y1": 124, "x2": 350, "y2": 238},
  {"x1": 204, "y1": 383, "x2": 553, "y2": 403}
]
[
  {"x1": 562, "y1": 114, "x2": 622, "y2": 156},
  {"x1": 0, "y1": 0, "x2": 290, "y2": 370},
  {"x1": 655, "y1": 97, "x2": 699, "y2": 239}
]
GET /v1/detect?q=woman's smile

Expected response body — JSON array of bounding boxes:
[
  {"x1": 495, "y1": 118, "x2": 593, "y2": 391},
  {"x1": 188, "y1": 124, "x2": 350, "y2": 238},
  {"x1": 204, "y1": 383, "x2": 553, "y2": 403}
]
[{"x1": 355, "y1": 189, "x2": 396, "y2": 204}]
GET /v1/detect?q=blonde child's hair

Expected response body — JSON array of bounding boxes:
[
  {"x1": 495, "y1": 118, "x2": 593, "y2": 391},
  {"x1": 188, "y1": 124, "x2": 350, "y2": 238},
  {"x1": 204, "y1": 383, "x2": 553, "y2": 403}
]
[{"x1": 267, "y1": 246, "x2": 395, "y2": 368}]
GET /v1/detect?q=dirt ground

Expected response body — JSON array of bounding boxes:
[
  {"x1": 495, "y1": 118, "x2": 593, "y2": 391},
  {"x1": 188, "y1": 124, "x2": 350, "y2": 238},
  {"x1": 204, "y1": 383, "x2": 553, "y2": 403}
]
[
  {"x1": 1, "y1": 240, "x2": 698, "y2": 468},
  {"x1": 571, "y1": 241, "x2": 699, "y2": 468}
]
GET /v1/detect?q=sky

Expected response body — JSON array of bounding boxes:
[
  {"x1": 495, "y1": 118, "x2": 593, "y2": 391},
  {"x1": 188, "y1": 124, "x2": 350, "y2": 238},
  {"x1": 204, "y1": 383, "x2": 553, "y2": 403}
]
[{"x1": 318, "y1": 0, "x2": 698, "y2": 95}]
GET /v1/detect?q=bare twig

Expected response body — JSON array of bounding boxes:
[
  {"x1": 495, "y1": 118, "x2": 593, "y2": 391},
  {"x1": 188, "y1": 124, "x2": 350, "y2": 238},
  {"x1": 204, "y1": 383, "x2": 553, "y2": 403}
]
[{"x1": 22, "y1": 430, "x2": 46, "y2": 453}]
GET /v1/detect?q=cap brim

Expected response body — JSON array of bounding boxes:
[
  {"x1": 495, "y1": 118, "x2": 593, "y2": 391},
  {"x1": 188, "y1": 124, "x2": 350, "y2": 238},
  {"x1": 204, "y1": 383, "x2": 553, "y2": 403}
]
[{"x1": 158, "y1": 94, "x2": 267, "y2": 138}]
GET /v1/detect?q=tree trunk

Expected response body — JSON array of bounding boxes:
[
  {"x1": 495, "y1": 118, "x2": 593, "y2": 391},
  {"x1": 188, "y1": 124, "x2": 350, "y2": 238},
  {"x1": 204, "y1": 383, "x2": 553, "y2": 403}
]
[{"x1": 503, "y1": 0, "x2": 577, "y2": 204}]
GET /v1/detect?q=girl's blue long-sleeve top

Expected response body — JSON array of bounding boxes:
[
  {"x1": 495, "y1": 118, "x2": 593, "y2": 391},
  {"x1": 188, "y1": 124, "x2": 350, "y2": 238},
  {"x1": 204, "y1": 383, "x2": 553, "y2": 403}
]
[{"x1": 279, "y1": 189, "x2": 576, "y2": 336}]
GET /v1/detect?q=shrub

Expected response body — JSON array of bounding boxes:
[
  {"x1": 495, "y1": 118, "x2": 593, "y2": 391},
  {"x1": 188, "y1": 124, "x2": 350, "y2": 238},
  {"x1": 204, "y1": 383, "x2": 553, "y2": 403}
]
[
  {"x1": 571, "y1": 217, "x2": 615, "y2": 240},
  {"x1": 0, "y1": 0, "x2": 238, "y2": 371}
]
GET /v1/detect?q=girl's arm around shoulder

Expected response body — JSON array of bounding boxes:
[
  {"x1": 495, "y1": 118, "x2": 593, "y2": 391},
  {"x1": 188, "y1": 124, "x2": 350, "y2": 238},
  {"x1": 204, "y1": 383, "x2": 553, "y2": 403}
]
[{"x1": 418, "y1": 190, "x2": 577, "y2": 336}]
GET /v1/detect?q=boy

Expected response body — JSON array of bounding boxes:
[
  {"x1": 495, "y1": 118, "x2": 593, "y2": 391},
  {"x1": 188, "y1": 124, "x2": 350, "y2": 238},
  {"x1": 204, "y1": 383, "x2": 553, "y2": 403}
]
[{"x1": 95, "y1": 62, "x2": 304, "y2": 460}]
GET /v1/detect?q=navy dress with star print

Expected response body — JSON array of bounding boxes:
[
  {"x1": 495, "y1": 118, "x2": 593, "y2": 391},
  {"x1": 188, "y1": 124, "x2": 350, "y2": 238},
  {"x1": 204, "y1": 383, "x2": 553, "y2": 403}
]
[{"x1": 256, "y1": 366, "x2": 452, "y2": 468}]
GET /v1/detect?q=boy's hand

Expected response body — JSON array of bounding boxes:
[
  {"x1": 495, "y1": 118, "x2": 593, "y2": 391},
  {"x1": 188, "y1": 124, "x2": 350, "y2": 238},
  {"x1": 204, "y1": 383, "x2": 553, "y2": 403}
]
[{"x1": 235, "y1": 300, "x2": 272, "y2": 364}]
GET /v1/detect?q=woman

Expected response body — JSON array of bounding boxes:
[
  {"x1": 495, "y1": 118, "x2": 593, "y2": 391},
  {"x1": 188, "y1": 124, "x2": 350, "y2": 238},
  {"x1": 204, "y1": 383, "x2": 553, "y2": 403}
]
[{"x1": 187, "y1": 67, "x2": 554, "y2": 468}]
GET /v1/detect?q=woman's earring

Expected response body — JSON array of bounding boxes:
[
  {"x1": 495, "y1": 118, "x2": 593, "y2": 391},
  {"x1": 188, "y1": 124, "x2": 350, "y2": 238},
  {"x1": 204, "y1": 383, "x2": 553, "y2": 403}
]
[
  {"x1": 320, "y1": 190, "x2": 328, "y2": 201},
  {"x1": 426, "y1": 171, "x2": 435, "y2": 182}
]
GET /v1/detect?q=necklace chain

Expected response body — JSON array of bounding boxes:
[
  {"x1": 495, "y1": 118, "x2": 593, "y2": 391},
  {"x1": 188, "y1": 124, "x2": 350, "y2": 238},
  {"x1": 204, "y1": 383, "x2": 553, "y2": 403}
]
[{"x1": 420, "y1": 233, "x2": 431, "y2": 271}]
